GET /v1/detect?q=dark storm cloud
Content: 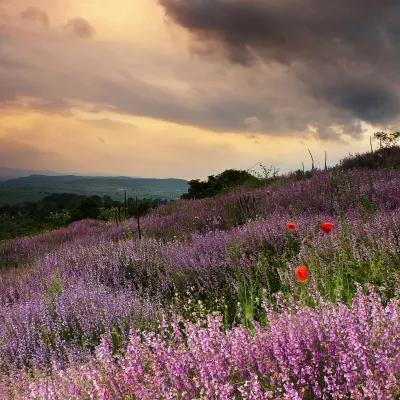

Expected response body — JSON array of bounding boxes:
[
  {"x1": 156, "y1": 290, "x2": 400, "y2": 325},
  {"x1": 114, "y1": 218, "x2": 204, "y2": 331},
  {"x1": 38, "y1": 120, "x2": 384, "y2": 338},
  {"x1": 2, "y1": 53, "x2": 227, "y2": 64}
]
[
  {"x1": 318, "y1": 81, "x2": 400, "y2": 124},
  {"x1": 159, "y1": 0, "x2": 400, "y2": 126},
  {"x1": 159, "y1": 0, "x2": 400, "y2": 64}
]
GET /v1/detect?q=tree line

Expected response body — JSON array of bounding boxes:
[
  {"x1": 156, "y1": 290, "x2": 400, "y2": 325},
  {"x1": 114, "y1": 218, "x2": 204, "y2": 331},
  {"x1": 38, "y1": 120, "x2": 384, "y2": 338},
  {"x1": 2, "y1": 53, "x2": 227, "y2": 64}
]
[{"x1": 0, "y1": 193, "x2": 168, "y2": 241}]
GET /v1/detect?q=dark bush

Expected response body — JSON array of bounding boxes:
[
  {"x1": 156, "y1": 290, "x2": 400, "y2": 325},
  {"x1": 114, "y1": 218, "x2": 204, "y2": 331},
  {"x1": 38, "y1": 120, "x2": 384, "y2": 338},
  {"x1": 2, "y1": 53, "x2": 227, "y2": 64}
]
[
  {"x1": 182, "y1": 169, "x2": 261, "y2": 199},
  {"x1": 341, "y1": 146, "x2": 400, "y2": 170}
]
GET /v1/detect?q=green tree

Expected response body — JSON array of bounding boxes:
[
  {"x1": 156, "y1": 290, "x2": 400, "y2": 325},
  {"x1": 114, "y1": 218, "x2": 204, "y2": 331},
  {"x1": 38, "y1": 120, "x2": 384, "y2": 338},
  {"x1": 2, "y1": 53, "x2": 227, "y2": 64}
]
[
  {"x1": 182, "y1": 169, "x2": 260, "y2": 199},
  {"x1": 374, "y1": 131, "x2": 400, "y2": 148},
  {"x1": 70, "y1": 197, "x2": 100, "y2": 221},
  {"x1": 127, "y1": 197, "x2": 153, "y2": 218}
]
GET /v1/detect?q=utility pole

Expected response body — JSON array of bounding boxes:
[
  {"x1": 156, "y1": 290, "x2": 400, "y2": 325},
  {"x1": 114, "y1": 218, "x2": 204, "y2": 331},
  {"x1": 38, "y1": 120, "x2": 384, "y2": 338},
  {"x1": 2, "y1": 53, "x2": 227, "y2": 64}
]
[
  {"x1": 124, "y1": 188, "x2": 127, "y2": 220},
  {"x1": 136, "y1": 197, "x2": 142, "y2": 240}
]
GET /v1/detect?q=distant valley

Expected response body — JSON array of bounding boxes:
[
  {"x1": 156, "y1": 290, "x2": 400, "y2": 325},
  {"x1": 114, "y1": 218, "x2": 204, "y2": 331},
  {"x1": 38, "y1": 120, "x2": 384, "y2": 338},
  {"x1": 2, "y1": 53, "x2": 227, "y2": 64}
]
[{"x1": 0, "y1": 173, "x2": 188, "y2": 205}]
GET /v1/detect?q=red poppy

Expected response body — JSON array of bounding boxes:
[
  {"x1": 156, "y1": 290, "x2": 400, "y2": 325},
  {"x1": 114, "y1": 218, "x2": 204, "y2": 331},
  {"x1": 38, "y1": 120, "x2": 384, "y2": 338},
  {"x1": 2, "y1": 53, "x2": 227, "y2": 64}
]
[
  {"x1": 286, "y1": 221, "x2": 297, "y2": 232},
  {"x1": 296, "y1": 265, "x2": 309, "y2": 283},
  {"x1": 320, "y1": 222, "x2": 334, "y2": 234}
]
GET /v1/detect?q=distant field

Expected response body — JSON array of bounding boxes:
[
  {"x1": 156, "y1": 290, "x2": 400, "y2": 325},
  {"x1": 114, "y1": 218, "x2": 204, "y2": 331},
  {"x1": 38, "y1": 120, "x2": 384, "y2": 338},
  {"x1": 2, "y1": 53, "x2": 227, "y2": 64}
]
[
  {"x1": 0, "y1": 175, "x2": 188, "y2": 205},
  {"x1": 0, "y1": 189, "x2": 49, "y2": 206}
]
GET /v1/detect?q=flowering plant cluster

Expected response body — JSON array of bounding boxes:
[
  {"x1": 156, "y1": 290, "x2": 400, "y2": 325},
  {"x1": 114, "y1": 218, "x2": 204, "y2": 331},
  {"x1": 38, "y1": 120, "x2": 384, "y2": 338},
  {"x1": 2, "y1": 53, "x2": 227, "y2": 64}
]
[
  {"x1": 5, "y1": 289, "x2": 399, "y2": 400},
  {"x1": 289, "y1": 220, "x2": 334, "y2": 283},
  {"x1": 2, "y1": 168, "x2": 400, "y2": 267},
  {"x1": 0, "y1": 209, "x2": 398, "y2": 372}
]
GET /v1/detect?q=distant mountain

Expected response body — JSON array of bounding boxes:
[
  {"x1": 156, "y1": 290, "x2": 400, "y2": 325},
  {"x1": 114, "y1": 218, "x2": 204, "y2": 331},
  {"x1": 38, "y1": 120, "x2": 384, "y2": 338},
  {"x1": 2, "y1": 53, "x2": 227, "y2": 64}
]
[
  {"x1": 0, "y1": 175, "x2": 188, "y2": 205},
  {"x1": 0, "y1": 167, "x2": 59, "y2": 181}
]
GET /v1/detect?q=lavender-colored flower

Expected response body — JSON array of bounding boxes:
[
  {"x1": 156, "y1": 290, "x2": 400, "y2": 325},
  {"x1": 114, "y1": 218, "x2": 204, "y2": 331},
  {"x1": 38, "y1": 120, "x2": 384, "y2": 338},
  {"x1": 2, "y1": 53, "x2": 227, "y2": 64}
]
[{"x1": 10, "y1": 290, "x2": 399, "y2": 399}]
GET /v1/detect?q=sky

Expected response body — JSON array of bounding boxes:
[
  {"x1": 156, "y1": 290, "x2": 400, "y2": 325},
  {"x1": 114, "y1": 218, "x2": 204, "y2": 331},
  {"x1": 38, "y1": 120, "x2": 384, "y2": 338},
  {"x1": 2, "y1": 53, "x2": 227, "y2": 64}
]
[{"x1": 0, "y1": 0, "x2": 399, "y2": 179}]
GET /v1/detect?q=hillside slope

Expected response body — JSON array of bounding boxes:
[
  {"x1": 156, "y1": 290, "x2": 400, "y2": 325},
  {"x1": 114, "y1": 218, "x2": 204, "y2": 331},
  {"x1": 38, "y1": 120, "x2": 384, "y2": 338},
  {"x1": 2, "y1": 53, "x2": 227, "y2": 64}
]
[{"x1": 1, "y1": 152, "x2": 400, "y2": 398}]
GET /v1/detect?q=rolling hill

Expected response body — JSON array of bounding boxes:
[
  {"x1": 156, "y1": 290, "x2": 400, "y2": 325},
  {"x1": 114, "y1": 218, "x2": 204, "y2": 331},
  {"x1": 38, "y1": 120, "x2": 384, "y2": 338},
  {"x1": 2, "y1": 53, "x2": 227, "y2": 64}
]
[
  {"x1": 0, "y1": 167, "x2": 60, "y2": 181},
  {"x1": 0, "y1": 175, "x2": 188, "y2": 205}
]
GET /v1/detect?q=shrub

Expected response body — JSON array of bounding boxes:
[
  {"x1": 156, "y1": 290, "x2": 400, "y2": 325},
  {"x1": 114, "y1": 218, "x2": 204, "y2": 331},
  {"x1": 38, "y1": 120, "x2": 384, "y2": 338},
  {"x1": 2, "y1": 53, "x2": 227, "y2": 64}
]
[{"x1": 341, "y1": 146, "x2": 400, "y2": 170}]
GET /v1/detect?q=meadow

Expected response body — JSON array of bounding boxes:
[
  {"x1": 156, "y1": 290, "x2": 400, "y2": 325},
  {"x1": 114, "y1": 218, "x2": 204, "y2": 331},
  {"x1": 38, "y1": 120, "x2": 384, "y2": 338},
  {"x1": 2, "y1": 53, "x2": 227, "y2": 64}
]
[{"x1": 0, "y1": 152, "x2": 399, "y2": 399}]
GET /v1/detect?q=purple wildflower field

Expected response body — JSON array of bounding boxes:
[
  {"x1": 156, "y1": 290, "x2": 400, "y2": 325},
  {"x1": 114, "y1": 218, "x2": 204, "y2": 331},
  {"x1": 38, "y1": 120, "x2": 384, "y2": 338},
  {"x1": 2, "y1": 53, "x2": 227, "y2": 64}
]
[{"x1": 1, "y1": 167, "x2": 400, "y2": 399}]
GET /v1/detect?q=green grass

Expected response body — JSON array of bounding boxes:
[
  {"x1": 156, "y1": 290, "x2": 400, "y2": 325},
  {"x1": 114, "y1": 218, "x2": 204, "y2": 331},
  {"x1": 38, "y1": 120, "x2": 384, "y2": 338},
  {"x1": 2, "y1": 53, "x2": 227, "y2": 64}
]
[
  {"x1": 165, "y1": 224, "x2": 400, "y2": 330},
  {"x1": 0, "y1": 215, "x2": 66, "y2": 241}
]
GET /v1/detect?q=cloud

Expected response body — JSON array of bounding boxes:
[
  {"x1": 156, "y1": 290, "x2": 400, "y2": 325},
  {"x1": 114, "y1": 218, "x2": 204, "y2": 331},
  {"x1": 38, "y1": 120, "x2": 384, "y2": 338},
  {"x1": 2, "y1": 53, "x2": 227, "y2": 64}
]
[
  {"x1": 0, "y1": 26, "x2": 371, "y2": 141},
  {"x1": 159, "y1": 0, "x2": 400, "y2": 129},
  {"x1": 244, "y1": 116, "x2": 263, "y2": 132},
  {"x1": 316, "y1": 79, "x2": 399, "y2": 124},
  {"x1": 63, "y1": 17, "x2": 95, "y2": 38},
  {"x1": 0, "y1": 0, "x2": 397, "y2": 143},
  {"x1": 158, "y1": 0, "x2": 400, "y2": 66},
  {"x1": 20, "y1": 6, "x2": 49, "y2": 27}
]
